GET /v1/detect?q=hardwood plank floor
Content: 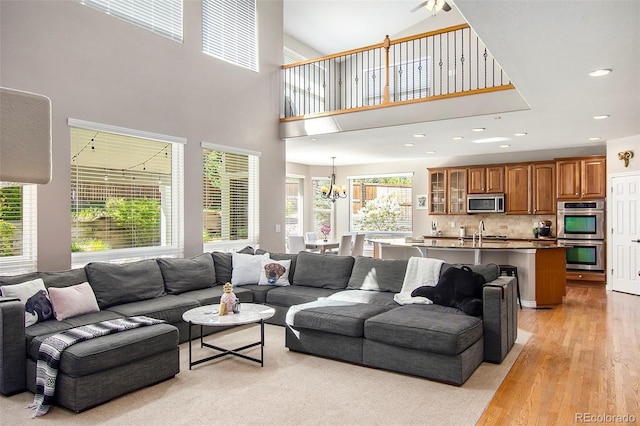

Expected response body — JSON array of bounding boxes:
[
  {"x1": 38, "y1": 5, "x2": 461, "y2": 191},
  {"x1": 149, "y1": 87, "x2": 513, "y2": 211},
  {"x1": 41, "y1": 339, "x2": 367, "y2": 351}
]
[{"x1": 478, "y1": 283, "x2": 640, "y2": 425}]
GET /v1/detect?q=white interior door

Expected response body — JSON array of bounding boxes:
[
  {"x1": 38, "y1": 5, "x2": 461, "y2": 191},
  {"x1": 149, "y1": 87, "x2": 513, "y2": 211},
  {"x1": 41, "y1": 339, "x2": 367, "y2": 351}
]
[{"x1": 610, "y1": 173, "x2": 640, "y2": 295}]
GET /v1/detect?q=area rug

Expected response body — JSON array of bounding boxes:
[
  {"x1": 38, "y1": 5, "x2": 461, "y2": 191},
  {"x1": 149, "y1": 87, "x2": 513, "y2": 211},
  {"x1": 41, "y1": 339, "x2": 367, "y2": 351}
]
[{"x1": 0, "y1": 324, "x2": 530, "y2": 425}]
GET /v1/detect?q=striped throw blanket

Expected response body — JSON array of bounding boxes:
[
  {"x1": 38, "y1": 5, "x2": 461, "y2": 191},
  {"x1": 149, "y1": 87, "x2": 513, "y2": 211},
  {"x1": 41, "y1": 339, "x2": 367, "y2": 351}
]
[{"x1": 27, "y1": 316, "x2": 165, "y2": 417}]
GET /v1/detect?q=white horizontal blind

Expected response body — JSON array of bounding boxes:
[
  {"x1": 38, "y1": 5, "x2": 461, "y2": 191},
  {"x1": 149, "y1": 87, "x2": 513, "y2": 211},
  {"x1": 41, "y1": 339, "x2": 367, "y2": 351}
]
[
  {"x1": 79, "y1": 0, "x2": 183, "y2": 42},
  {"x1": 203, "y1": 145, "x2": 260, "y2": 251},
  {"x1": 202, "y1": 0, "x2": 258, "y2": 72},
  {"x1": 70, "y1": 124, "x2": 184, "y2": 266},
  {"x1": 0, "y1": 185, "x2": 37, "y2": 275}
]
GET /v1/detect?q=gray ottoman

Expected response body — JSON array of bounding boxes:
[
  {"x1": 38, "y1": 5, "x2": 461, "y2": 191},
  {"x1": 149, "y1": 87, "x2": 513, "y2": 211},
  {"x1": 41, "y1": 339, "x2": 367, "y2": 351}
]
[{"x1": 27, "y1": 323, "x2": 180, "y2": 413}]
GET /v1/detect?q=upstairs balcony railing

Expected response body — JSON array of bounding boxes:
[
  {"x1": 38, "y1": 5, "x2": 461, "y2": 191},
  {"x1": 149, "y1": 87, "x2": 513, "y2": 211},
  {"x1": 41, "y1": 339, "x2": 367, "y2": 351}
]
[{"x1": 281, "y1": 24, "x2": 514, "y2": 121}]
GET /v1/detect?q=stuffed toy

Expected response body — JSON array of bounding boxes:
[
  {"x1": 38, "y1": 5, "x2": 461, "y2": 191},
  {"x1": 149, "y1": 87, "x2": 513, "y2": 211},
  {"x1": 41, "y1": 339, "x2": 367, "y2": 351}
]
[
  {"x1": 219, "y1": 282, "x2": 237, "y2": 316},
  {"x1": 411, "y1": 266, "x2": 486, "y2": 316}
]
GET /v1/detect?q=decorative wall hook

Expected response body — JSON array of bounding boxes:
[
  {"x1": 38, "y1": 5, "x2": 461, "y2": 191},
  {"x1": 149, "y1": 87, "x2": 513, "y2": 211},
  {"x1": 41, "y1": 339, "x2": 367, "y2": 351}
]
[{"x1": 618, "y1": 150, "x2": 634, "y2": 168}]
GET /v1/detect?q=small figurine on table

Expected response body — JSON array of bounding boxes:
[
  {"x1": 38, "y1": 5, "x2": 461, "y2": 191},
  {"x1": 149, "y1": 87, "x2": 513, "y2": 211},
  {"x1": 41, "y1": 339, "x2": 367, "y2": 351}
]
[{"x1": 219, "y1": 282, "x2": 237, "y2": 316}]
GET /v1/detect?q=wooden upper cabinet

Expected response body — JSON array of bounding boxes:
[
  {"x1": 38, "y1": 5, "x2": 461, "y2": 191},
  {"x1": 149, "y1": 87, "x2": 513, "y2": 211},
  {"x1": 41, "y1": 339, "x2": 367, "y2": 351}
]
[
  {"x1": 556, "y1": 156, "x2": 606, "y2": 200},
  {"x1": 505, "y1": 164, "x2": 531, "y2": 214},
  {"x1": 468, "y1": 166, "x2": 504, "y2": 194},
  {"x1": 428, "y1": 169, "x2": 447, "y2": 215},
  {"x1": 532, "y1": 162, "x2": 556, "y2": 214},
  {"x1": 428, "y1": 168, "x2": 467, "y2": 215}
]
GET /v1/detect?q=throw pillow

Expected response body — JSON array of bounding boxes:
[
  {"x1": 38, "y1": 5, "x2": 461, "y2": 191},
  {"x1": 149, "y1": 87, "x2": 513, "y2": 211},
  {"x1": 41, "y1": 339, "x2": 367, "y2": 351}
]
[
  {"x1": 0, "y1": 278, "x2": 53, "y2": 327},
  {"x1": 258, "y1": 258, "x2": 291, "y2": 286},
  {"x1": 231, "y1": 252, "x2": 270, "y2": 286},
  {"x1": 411, "y1": 265, "x2": 486, "y2": 316},
  {"x1": 48, "y1": 282, "x2": 100, "y2": 321}
]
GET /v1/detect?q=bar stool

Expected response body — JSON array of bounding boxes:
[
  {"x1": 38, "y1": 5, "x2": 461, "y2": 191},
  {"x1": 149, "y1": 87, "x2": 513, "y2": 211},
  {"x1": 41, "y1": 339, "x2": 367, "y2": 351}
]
[{"x1": 498, "y1": 265, "x2": 522, "y2": 309}]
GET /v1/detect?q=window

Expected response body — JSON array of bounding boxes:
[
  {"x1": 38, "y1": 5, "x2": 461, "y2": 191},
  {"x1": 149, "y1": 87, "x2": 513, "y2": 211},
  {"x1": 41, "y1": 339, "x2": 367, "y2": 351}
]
[
  {"x1": 350, "y1": 174, "x2": 413, "y2": 233},
  {"x1": 311, "y1": 178, "x2": 334, "y2": 239},
  {"x1": 0, "y1": 185, "x2": 37, "y2": 274},
  {"x1": 285, "y1": 176, "x2": 303, "y2": 237},
  {"x1": 202, "y1": 144, "x2": 260, "y2": 252},
  {"x1": 202, "y1": 0, "x2": 258, "y2": 72},
  {"x1": 69, "y1": 119, "x2": 184, "y2": 267},
  {"x1": 79, "y1": 0, "x2": 183, "y2": 42}
]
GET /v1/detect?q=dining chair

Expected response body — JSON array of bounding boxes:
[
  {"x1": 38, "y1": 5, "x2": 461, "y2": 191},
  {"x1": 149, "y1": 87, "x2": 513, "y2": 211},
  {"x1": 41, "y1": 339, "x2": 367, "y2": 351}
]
[
  {"x1": 338, "y1": 234, "x2": 353, "y2": 256},
  {"x1": 288, "y1": 235, "x2": 306, "y2": 254},
  {"x1": 305, "y1": 232, "x2": 318, "y2": 242},
  {"x1": 351, "y1": 233, "x2": 365, "y2": 257}
]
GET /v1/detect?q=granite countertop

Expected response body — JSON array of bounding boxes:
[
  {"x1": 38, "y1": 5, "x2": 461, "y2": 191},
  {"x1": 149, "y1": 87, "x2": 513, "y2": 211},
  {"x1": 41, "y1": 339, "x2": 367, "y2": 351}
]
[{"x1": 370, "y1": 238, "x2": 563, "y2": 250}]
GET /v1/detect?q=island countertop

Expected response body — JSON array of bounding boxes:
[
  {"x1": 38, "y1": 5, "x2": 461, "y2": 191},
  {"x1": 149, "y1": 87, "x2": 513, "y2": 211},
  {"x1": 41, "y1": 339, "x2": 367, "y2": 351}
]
[{"x1": 370, "y1": 238, "x2": 562, "y2": 250}]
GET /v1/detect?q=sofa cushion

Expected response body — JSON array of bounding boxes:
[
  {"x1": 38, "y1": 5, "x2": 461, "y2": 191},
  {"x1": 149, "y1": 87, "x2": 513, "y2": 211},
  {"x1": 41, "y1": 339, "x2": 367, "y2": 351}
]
[
  {"x1": 327, "y1": 290, "x2": 398, "y2": 306},
  {"x1": 0, "y1": 268, "x2": 88, "y2": 289},
  {"x1": 176, "y1": 286, "x2": 253, "y2": 306},
  {"x1": 346, "y1": 257, "x2": 407, "y2": 293},
  {"x1": 292, "y1": 251, "x2": 355, "y2": 290},
  {"x1": 258, "y1": 258, "x2": 291, "y2": 286},
  {"x1": 266, "y1": 285, "x2": 340, "y2": 307},
  {"x1": 0, "y1": 278, "x2": 53, "y2": 326},
  {"x1": 288, "y1": 301, "x2": 392, "y2": 337},
  {"x1": 105, "y1": 295, "x2": 199, "y2": 324},
  {"x1": 85, "y1": 260, "x2": 166, "y2": 309},
  {"x1": 270, "y1": 253, "x2": 298, "y2": 284},
  {"x1": 157, "y1": 253, "x2": 216, "y2": 294},
  {"x1": 364, "y1": 305, "x2": 483, "y2": 356},
  {"x1": 232, "y1": 252, "x2": 270, "y2": 286},
  {"x1": 48, "y1": 282, "x2": 100, "y2": 321},
  {"x1": 211, "y1": 246, "x2": 255, "y2": 285}
]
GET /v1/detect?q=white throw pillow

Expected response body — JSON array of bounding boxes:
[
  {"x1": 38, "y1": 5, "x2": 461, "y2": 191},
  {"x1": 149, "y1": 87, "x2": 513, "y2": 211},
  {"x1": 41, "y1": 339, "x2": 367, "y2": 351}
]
[
  {"x1": 48, "y1": 282, "x2": 100, "y2": 321},
  {"x1": 231, "y1": 252, "x2": 270, "y2": 286},
  {"x1": 0, "y1": 278, "x2": 53, "y2": 327},
  {"x1": 258, "y1": 258, "x2": 291, "y2": 286}
]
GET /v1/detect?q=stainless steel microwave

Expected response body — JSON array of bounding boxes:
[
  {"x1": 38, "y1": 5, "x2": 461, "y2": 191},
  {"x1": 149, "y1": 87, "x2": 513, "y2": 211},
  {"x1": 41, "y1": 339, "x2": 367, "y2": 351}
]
[{"x1": 467, "y1": 193, "x2": 505, "y2": 213}]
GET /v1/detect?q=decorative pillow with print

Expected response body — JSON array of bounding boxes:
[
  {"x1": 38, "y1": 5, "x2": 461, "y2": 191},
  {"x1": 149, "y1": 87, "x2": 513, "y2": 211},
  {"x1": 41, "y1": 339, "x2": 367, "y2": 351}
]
[
  {"x1": 258, "y1": 258, "x2": 291, "y2": 286},
  {"x1": 231, "y1": 252, "x2": 270, "y2": 286},
  {"x1": 0, "y1": 278, "x2": 54, "y2": 327}
]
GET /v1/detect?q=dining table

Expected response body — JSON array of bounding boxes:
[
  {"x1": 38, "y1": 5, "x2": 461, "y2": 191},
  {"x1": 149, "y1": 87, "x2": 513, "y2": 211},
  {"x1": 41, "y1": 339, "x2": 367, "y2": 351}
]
[{"x1": 305, "y1": 240, "x2": 339, "y2": 254}]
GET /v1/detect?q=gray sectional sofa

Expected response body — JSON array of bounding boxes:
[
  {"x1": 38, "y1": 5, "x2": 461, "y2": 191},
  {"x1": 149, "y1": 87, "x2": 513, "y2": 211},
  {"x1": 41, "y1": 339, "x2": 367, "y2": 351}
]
[{"x1": 0, "y1": 247, "x2": 517, "y2": 413}]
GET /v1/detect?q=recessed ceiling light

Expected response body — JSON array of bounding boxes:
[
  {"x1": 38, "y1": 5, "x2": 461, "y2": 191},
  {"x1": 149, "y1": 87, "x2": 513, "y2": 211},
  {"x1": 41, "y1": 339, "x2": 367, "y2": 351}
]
[
  {"x1": 589, "y1": 69, "x2": 612, "y2": 77},
  {"x1": 404, "y1": 143, "x2": 415, "y2": 147},
  {"x1": 311, "y1": 138, "x2": 318, "y2": 141},
  {"x1": 425, "y1": 151, "x2": 436, "y2": 154},
  {"x1": 472, "y1": 127, "x2": 485, "y2": 132},
  {"x1": 593, "y1": 115, "x2": 610, "y2": 120},
  {"x1": 452, "y1": 136, "x2": 464, "y2": 140},
  {"x1": 473, "y1": 137, "x2": 509, "y2": 144},
  {"x1": 413, "y1": 134, "x2": 425, "y2": 138},
  {"x1": 514, "y1": 132, "x2": 527, "y2": 137},
  {"x1": 500, "y1": 144, "x2": 511, "y2": 148},
  {"x1": 588, "y1": 137, "x2": 601, "y2": 141}
]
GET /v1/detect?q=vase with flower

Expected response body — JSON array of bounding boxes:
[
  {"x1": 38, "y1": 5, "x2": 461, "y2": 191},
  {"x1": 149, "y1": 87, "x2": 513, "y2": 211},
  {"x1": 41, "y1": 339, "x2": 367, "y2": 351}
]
[{"x1": 320, "y1": 222, "x2": 331, "y2": 241}]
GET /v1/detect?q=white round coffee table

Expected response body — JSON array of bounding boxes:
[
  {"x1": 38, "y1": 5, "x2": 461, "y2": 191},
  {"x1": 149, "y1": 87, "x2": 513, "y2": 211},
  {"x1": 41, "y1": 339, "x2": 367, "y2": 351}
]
[{"x1": 182, "y1": 303, "x2": 275, "y2": 369}]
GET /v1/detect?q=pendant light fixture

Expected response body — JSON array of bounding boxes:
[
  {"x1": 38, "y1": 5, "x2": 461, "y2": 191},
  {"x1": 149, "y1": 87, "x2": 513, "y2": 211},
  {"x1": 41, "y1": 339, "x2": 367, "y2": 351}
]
[{"x1": 320, "y1": 157, "x2": 347, "y2": 202}]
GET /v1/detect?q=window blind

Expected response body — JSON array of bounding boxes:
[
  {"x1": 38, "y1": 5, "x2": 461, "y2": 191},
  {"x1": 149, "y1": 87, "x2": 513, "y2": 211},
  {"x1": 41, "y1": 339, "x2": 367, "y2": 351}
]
[
  {"x1": 311, "y1": 178, "x2": 333, "y2": 239},
  {"x1": 285, "y1": 176, "x2": 303, "y2": 237},
  {"x1": 79, "y1": 0, "x2": 183, "y2": 42},
  {"x1": 202, "y1": 0, "x2": 258, "y2": 72},
  {"x1": 70, "y1": 123, "x2": 184, "y2": 266},
  {"x1": 202, "y1": 144, "x2": 260, "y2": 251},
  {"x1": 0, "y1": 185, "x2": 37, "y2": 274}
]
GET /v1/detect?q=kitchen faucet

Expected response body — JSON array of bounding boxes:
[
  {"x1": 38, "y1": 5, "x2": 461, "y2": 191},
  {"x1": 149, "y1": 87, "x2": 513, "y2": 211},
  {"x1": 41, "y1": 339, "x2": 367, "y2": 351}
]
[{"x1": 478, "y1": 220, "x2": 485, "y2": 244}]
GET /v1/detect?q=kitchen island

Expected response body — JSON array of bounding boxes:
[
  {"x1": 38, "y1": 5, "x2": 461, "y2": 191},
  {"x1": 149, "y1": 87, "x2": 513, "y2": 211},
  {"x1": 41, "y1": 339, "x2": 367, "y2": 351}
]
[{"x1": 370, "y1": 238, "x2": 566, "y2": 306}]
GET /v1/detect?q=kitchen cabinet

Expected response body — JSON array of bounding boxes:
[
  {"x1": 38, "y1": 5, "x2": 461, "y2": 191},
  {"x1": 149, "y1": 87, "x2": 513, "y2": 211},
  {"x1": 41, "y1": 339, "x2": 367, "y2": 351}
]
[
  {"x1": 428, "y1": 168, "x2": 467, "y2": 215},
  {"x1": 556, "y1": 156, "x2": 606, "y2": 200},
  {"x1": 468, "y1": 166, "x2": 504, "y2": 194},
  {"x1": 532, "y1": 162, "x2": 556, "y2": 214},
  {"x1": 505, "y1": 164, "x2": 531, "y2": 214}
]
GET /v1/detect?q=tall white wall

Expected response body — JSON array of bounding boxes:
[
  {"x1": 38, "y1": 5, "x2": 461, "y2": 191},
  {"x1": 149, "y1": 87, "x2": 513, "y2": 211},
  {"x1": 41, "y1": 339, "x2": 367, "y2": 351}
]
[{"x1": 0, "y1": 0, "x2": 285, "y2": 270}]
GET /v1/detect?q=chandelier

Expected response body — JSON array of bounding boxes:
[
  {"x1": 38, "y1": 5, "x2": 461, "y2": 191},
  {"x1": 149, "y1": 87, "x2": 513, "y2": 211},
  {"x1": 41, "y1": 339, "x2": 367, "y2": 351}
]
[{"x1": 320, "y1": 157, "x2": 347, "y2": 202}]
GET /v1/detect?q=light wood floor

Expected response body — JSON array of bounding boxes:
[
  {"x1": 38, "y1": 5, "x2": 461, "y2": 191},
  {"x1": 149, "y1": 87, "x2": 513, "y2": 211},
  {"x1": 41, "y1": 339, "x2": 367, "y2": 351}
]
[{"x1": 478, "y1": 283, "x2": 640, "y2": 425}]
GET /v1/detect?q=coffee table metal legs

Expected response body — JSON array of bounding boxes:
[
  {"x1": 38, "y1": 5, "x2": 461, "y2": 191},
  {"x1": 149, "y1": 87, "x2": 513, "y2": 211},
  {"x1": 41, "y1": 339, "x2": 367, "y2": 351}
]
[{"x1": 187, "y1": 320, "x2": 266, "y2": 370}]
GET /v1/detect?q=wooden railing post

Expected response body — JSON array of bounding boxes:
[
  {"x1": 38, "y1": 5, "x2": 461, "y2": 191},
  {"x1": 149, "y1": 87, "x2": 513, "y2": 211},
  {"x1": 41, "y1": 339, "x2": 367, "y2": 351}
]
[{"x1": 383, "y1": 35, "x2": 391, "y2": 104}]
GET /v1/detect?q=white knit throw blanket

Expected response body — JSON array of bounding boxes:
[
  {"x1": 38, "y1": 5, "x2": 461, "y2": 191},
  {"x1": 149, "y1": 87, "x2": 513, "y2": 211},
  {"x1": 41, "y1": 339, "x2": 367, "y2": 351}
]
[
  {"x1": 27, "y1": 316, "x2": 164, "y2": 417},
  {"x1": 394, "y1": 257, "x2": 444, "y2": 305}
]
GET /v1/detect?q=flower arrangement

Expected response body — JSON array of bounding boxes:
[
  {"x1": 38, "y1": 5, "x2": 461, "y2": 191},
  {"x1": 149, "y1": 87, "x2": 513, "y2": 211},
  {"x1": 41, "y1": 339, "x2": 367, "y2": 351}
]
[{"x1": 320, "y1": 222, "x2": 331, "y2": 241}]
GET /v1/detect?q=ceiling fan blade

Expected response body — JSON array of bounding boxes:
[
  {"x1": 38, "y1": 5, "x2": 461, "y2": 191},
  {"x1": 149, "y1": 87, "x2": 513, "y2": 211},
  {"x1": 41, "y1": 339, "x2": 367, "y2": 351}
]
[
  {"x1": 410, "y1": 1, "x2": 429, "y2": 12},
  {"x1": 442, "y1": 2, "x2": 452, "y2": 12}
]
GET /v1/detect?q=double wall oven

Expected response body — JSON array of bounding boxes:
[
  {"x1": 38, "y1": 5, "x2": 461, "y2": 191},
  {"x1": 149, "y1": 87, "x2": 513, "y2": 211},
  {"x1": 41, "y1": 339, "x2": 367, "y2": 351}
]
[{"x1": 556, "y1": 200, "x2": 605, "y2": 271}]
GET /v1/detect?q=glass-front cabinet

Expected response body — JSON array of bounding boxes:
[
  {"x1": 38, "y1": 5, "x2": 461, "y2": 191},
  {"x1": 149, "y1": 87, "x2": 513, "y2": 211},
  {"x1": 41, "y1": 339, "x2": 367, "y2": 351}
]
[{"x1": 428, "y1": 168, "x2": 467, "y2": 215}]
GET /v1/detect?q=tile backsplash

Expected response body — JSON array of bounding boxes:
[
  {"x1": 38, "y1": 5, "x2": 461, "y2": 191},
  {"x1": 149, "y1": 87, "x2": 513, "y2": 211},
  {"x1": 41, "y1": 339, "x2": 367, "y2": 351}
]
[{"x1": 424, "y1": 214, "x2": 557, "y2": 239}]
